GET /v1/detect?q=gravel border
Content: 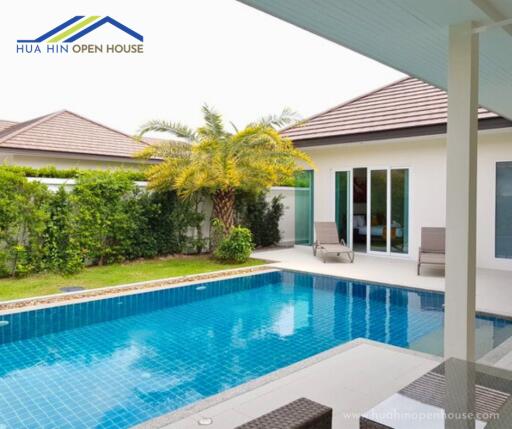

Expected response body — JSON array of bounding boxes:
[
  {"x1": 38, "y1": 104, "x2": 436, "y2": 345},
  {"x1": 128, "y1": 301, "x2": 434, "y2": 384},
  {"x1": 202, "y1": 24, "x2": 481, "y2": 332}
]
[{"x1": 0, "y1": 265, "x2": 273, "y2": 315}]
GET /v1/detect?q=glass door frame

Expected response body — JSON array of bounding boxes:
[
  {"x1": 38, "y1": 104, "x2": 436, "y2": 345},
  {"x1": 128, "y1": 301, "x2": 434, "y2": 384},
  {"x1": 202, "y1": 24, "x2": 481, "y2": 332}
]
[
  {"x1": 333, "y1": 169, "x2": 352, "y2": 248},
  {"x1": 333, "y1": 167, "x2": 410, "y2": 256},
  {"x1": 295, "y1": 169, "x2": 314, "y2": 246},
  {"x1": 367, "y1": 167, "x2": 391, "y2": 254},
  {"x1": 367, "y1": 166, "x2": 411, "y2": 256}
]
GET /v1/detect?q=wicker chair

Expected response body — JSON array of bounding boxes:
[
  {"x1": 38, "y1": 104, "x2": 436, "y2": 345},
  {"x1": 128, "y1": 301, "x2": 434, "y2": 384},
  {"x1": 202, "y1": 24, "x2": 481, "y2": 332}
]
[{"x1": 235, "y1": 398, "x2": 332, "y2": 429}]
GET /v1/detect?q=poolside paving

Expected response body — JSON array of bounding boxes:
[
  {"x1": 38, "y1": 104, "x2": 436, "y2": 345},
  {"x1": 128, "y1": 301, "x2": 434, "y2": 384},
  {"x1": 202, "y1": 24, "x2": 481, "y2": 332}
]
[
  {"x1": 253, "y1": 245, "x2": 512, "y2": 318},
  {"x1": 163, "y1": 340, "x2": 440, "y2": 429}
]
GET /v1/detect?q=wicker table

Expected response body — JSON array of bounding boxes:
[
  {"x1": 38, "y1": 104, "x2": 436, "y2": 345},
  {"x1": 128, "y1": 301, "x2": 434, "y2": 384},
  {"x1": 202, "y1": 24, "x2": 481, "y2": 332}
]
[{"x1": 360, "y1": 358, "x2": 512, "y2": 428}]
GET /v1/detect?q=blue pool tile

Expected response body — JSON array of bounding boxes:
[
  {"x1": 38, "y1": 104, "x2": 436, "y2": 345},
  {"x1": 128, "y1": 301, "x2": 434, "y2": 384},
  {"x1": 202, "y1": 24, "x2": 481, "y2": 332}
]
[{"x1": 0, "y1": 270, "x2": 511, "y2": 428}]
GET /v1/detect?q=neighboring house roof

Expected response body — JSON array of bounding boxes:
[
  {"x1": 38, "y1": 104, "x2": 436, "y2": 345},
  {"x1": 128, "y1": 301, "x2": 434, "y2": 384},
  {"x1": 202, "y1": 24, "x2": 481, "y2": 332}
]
[
  {"x1": 282, "y1": 77, "x2": 512, "y2": 146},
  {"x1": 0, "y1": 110, "x2": 149, "y2": 159},
  {"x1": 142, "y1": 137, "x2": 166, "y2": 145},
  {"x1": 0, "y1": 120, "x2": 18, "y2": 132}
]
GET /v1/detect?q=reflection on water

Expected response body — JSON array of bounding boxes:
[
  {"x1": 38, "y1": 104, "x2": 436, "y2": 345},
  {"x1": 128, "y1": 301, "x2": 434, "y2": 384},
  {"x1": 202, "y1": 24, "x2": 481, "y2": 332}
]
[{"x1": 0, "y1": 270, "x2": 510, "y2": 428}]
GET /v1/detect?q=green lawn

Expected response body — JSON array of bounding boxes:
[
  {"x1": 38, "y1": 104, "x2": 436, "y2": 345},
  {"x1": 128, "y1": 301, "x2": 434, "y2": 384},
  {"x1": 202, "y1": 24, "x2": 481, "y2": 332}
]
[{"x1": 0, "y1": 256, "x2": 266, "y2": 301}]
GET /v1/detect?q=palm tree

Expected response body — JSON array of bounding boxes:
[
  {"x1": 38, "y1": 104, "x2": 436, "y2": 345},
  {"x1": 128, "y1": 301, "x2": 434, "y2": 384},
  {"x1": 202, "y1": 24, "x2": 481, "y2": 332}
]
[{"x1": 136, "y1": 105, "x2": 313, "y2": 232}]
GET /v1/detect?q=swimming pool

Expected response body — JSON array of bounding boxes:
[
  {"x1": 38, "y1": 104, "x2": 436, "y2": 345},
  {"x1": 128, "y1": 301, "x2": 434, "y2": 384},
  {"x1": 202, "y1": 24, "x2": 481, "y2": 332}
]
[{"x1": 0, "y1": 270, "x2": 511, "y2": 428}]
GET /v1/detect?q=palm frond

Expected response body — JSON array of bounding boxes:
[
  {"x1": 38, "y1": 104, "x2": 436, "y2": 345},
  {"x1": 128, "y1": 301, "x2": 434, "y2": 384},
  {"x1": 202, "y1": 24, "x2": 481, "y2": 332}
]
[
  {"x1": 136, "y1": 120, "x2": 196, "y2": 141},
  {"x1": 254, "y1": 107, "x2": 300, "y2": 129},
  {"x1": 199, "y1": 104, "x2": 226, "y2": 138},
  {"x1": 134, "y1": 140, "x2": 192, "y2": 160},
  {"x1": 229, "y1": 121, "x2": 239, "y2": 133},
  {"x1": 134, "y1": 106, "x2": 313, "y2": 197}
]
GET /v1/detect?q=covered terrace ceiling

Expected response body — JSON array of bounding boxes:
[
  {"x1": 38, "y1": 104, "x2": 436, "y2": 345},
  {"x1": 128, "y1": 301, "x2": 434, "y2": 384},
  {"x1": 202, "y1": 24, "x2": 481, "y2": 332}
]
[{"x1": 237, "y1": 0, "x2": 512, "y2": 121}]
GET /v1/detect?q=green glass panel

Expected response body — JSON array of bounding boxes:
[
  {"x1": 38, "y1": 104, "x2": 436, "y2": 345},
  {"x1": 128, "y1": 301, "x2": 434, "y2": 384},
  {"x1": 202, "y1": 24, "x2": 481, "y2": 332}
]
[
  {"x1": 335, "y1": 171, "x2": 349, "y2": 243},
  {"x1": 391, "y1": 169, "x2": 409, "y2": 253},
  {"x1": 295, "y1": 170, "x2": 314, "y2": 245},
  {"x1": 370, "y1": 170, "x2": 387, "y2": 252}
]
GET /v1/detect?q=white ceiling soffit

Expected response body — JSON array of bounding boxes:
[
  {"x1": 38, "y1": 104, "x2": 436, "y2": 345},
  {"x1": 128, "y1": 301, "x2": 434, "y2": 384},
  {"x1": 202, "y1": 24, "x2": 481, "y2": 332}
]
[{"x1": 237, "y1": 0, "x2": 512, "y2": 121}]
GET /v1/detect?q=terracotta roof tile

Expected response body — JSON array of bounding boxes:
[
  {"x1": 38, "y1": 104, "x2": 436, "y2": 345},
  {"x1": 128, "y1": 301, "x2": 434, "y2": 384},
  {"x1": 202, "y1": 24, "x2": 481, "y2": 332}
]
[
  {"x1": 0, "y1": 120, "x2": 18, "y2": 133},
  {"x1": 0, "y1": 110, "x2": 148, "y2": 159},
  {"x1": 281, "y1": 77, "x2": 502, "y2": 141}
]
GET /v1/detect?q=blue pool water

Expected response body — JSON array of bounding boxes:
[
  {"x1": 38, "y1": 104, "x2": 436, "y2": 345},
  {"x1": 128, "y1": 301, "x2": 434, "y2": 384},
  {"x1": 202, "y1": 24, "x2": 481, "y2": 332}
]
[{"x1": 0, "y1": 270, "x2": 511, "y2": 428}]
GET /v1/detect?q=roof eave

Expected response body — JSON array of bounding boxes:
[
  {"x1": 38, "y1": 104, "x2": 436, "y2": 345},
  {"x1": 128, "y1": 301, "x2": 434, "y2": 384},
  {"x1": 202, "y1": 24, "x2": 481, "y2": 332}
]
[
  {"x1": 291, "y1": 117, "x2": 512, "y2": 148},
  {"x1": 0, "y1": 147, "x2": 160, "y2": 164}
]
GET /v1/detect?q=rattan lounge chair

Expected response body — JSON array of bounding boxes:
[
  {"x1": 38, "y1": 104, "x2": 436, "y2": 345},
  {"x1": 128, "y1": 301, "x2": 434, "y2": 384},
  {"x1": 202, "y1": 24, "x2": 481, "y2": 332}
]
[
  {"x1": 236, "y1": 397, "x2": 332, "y2": 429},
  {"x1": 313, "y1": 222, "x2": 354, "y2": 263},
  {"x1": 417, "y1": 227, "x2": 445, "y2": 275}
]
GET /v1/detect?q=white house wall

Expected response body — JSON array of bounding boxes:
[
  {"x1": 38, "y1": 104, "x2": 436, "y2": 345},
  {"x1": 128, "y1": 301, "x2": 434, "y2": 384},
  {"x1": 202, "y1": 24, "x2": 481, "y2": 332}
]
[
  {"x1": 301, "y1": 129, "x2": 512, "y2": 271},
  {"x1": 0, "y1": 152, "x2": 145, "y2": 171}
]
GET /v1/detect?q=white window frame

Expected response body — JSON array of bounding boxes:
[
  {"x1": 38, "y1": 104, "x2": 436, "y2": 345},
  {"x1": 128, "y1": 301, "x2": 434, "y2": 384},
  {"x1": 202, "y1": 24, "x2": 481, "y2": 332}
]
[{"x1": 493, "y1": 160, "x2": 512, "y2": 263}]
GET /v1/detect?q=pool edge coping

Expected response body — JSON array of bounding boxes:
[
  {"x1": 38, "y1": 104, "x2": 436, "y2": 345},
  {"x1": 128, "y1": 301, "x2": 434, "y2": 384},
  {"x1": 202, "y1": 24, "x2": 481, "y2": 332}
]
[
  {"x1": 3, "y1": 261, "x2": 511, "y2": 320},
  {"x1": 134, "y1": 338, "x2": 442, "y2": 429},
  {"x1": 269, "y1": 265, "x2": 512, "y2": 321}
]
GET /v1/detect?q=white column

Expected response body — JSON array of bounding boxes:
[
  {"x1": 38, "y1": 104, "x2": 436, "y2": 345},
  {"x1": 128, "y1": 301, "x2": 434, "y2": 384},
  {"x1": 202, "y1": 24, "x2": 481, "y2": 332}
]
[{"x1": 444, "y1": 22, "x2": 479, "y2": 361}]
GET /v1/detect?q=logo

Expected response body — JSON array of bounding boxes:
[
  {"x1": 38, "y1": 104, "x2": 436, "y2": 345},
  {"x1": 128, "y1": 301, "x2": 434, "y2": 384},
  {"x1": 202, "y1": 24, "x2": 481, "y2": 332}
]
[{"x1": 17, "y1": 16, "x2": 144, "y2": 54}]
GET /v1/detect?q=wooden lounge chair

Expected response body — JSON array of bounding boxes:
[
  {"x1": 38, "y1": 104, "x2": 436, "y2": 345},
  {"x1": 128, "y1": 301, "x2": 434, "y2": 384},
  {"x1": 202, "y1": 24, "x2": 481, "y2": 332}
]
[
  {"x1": 313, "y1": 222, "x2": 354, "y2": 263},
  {"x1": 417, "y1": 227, "x2": 445, "y2": 275}
]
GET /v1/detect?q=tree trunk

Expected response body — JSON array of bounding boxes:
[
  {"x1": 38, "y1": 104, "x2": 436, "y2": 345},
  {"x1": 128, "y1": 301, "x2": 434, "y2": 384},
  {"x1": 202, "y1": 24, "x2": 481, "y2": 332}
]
[{"x1": 212, "y1": 188, "x2": 236, "y2": 233}]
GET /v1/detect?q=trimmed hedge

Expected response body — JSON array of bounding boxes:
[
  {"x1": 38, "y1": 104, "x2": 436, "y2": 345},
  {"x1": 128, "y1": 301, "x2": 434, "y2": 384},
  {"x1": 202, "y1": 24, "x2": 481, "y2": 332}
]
[
  {"x1": 0, "y1": 165, "x2": 146, "y2": 181},
  {"x1": 0, "y1": 167, "x2": 202, "y2": 277}
]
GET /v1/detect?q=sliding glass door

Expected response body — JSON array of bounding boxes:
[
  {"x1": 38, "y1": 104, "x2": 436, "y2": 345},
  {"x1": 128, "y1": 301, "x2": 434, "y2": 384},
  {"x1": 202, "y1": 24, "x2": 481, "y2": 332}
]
[
  {"x1": 352, "y1": 168, "x2": 367, "y2": 252},
  {"x1": 335, "y1": 171, "x2": 350, "y2": 244},
  {"x1": 368, "y1": 168, "x2": 409, "y2": 254},
  {"x1": 391, "y1": 169, "x2": 409, "y2": 254},
  {"x1": 370, "y1": 169, "x2": 388, "y2": 252},
  {"x1": 342, "y1": 167, "x2": 409, "y2": 254}
]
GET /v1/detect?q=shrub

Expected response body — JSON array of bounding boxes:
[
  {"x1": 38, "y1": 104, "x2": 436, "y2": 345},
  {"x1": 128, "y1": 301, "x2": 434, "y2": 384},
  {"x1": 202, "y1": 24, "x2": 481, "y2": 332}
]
[
  {"x1": 236, "y1": 192, "x2": 284, "y2": 247},
  {"x1": 0, "y1": 165, "x2": 145, "y2": 181},
  {"x1": 214, "y1": 226, "x2": 254, "y2": 263},
  {"x1": 0, "y1": 170, "x2": 50, "y2": 276},
  {"x1": 0, "y1": 167, "x2": 206, "y2": 277},
  {"x1": 71, "y1": 171, "x2": 137, "y2": 266},
  {"x1": 41, "y1": 187, "x2": 83, "y2": 274},
  {"x1": 125, "y1": 190, "x2": 160, "y2": 259},
  {"x1": 128, "y1": 190, "x2": 204, "y2": 257}
]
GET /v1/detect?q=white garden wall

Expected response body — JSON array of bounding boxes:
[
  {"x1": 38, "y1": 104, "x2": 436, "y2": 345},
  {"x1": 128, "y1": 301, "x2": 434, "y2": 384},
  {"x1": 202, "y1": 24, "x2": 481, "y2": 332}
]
[
  {"x1": 267, "y1": 187, "x2": 296, "y2": 246},
  {"x1": 27, "y1": 176, "x2": 295, "y2": 248}
]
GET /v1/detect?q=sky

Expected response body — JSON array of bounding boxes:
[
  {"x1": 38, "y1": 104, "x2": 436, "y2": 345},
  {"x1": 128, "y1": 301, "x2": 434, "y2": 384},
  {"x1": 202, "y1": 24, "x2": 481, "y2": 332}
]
[{"x1": 1, "y1": 0, "x2": 404, "y2": 135}]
